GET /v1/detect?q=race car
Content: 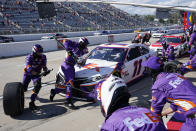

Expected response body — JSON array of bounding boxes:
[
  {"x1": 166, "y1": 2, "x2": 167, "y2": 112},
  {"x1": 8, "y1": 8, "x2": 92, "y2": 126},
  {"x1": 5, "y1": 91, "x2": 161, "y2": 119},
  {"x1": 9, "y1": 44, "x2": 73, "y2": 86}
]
[
  {"x1": 41, "y1": 33, "x2": 67, "y2": 40},
  {"x1": 56, "y1": 43, "x2": 156, "y2": 100},
  {"x1": 149, "y1": 35, "x2": 188, "y2": 57},
  {"x1": 152, "y1": 30, "x2": 168, "y2": 38}
]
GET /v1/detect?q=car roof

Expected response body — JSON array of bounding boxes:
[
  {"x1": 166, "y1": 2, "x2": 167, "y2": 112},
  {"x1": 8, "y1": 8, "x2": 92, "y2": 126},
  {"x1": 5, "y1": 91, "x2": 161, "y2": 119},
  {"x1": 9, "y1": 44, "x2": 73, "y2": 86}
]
[{"x1": 98, "y1": 43, "x2": 147, "y2": 49}]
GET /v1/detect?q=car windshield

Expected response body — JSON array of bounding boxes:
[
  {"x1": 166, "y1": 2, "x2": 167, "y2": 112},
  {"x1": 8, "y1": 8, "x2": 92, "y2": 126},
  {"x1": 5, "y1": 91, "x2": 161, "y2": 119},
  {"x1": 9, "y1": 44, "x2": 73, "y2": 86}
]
[
  {"x1": 88, "y1": 47, "x2": 127, "y2": 62},
  {"x1": 47, "y1": 34, "x2": 55, "y2": 37},
  {"x1": 156, "y1": 30, "x2": 165, "y2": 33},
  {"x1": 158, "y1": 37, "x2": 181, "y2": 43},
  {"x1": 166, "y1": 37, "x2": 181, "y2": 43},
  {"x1": 56, "y1": 34, "x2": 64, "y2": 36}
]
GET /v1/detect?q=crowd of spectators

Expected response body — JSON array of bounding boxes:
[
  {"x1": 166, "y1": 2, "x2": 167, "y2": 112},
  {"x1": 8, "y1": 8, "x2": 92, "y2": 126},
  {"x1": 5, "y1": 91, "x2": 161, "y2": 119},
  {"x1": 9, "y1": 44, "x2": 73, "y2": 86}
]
[{"x1": 0, "y1": 0, "x2": 161, "y2": 35}]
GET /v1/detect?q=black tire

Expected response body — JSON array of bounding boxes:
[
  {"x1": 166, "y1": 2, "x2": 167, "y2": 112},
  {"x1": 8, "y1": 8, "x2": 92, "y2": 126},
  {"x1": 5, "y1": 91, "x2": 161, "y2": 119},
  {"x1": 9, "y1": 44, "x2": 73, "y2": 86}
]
[
  {"x1": 3, "y1": 82, "x2": 24, "y2": 116},
  {"x1": 164, "y1": 60, "x2": 182, "y2": 73}
]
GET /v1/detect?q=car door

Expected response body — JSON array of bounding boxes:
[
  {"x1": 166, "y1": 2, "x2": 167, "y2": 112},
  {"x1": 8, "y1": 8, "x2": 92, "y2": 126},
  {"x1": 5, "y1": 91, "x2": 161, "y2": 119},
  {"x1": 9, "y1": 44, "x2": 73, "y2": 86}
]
[{"x1": 121, "y1": 45, "x2": 150, "y2": 83}]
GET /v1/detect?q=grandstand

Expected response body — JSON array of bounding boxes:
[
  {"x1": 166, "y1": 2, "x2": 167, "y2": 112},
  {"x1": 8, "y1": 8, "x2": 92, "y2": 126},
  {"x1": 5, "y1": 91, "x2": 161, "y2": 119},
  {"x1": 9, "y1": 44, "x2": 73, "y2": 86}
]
[{"x1": 0, "y1": 0, "x2": 160, "y2": 35}]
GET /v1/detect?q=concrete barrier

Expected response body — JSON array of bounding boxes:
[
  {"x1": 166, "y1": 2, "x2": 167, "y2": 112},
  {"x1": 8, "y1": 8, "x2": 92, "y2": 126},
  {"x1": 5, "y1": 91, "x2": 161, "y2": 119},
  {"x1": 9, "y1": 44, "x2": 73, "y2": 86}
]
[
  {"x1": 0, "y1": 40, "x2": 58, "y2": 58},
  {"x1": 0, "y1": 33, "x2": 136, "y2": 58},
  {"x1": 5, "y1": 31, "x2": 97, "y2": 42},
  {"x1": 3, "y1": 30, "x2": 183, "y2": 58}
]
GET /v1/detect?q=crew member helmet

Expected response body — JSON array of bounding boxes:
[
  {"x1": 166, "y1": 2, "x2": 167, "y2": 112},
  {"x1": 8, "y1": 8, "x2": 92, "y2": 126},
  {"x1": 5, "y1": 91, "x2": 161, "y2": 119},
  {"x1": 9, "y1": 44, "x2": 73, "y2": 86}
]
[
  {"x1": 193, "y1": 25, "x2": 196, "y2": 32},
  {"x1": 32, "y1": 44, "x2": 43, "y2": 54},
  {"x1": 78, "y1": 37, "x2": 89, "y2": 49}
]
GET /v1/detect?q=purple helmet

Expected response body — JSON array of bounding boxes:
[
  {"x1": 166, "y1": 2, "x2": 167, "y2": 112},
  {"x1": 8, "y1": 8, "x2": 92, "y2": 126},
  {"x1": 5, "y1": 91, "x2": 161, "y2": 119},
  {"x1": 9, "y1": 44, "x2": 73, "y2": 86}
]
[
  {"x1": 32, "y1": 44, "x2": 43, "y2": 54},
  {"x1": 141, "y1": 56, "x2": 164, "y2": 83}
]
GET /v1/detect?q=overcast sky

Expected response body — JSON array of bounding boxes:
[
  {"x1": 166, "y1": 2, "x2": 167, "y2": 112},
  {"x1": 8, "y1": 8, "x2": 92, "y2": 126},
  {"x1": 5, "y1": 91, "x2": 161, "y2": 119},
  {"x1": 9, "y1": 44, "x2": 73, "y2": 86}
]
[{"x1": 110, "y1": 0, "x2": 196, "y2": 15}]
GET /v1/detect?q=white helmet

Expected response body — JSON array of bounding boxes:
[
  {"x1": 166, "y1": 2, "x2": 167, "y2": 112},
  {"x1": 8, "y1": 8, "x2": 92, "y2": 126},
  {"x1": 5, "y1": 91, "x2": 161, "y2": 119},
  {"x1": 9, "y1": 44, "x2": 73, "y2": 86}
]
[
  {"x1": 78, "y1": 37, "x2": 89, "y2": 49},
  {"x1": 193, "y1": 24, "x2": 196, "y2": 32},
  {"x1": 96, "y1": 75, "x2": 130, "y2": 117}
]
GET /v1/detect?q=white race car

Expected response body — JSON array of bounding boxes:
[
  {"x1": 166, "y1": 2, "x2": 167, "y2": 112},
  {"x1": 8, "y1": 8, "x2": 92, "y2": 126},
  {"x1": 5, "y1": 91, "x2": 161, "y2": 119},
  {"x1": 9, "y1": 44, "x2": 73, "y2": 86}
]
[
  {"x1": 152, "y1": 30, "x2": 168, "y2": 38},
  {"x1": 56, "y1": 43, "x2": 155, "y2": 100}
]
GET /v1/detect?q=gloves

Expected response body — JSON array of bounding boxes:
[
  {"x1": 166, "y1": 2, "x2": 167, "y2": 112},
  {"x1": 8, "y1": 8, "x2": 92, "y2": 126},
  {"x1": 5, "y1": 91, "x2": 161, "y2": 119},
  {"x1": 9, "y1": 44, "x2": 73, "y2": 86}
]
[
  {"x1": 77, "y1": 57, "x2": 86, "y2": 67},
  {"x1": 68, "y1": 51, "x2": 78, "y2": 61},
  {"x1": 183, "y1": 63, "x2": 188, "y2": 66},
  {"x1": 42, "y1": 69, "x2": 51, "y2": 76}
]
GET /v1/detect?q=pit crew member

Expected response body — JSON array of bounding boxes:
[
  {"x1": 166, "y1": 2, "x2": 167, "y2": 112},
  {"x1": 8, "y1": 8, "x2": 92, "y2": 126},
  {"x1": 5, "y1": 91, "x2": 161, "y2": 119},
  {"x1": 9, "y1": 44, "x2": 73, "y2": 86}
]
[
  {"x1": 132, "y1": 33, "x2": 142, "y2": 43},
  {"x1": 95, "y1": 74, "x2": 167, "y2": 131},
  {"x1": 162, "y1": 41, "x2": 175, "y2": 61},
  {"x1": 22, "y1": 44, "x2": 48, "y2": 110},
  {"x1": 189, "y1": 26, "x2": 196, "y2": 59},
  {"x1": 189, "y1": 45, "x2": 196, "y2": 60},
  {"x1": 181, "y1": 53, "x2": 196, "y2": 74},
  {"x1": 142, "y1": 31, "x2": 151, "y2": 44},
  {"x1": 50, "y1": 37, "x2": 89, "y2": 109},
  {"x1": 142, "y1": 56, "x2": 196, "y2": 131}
]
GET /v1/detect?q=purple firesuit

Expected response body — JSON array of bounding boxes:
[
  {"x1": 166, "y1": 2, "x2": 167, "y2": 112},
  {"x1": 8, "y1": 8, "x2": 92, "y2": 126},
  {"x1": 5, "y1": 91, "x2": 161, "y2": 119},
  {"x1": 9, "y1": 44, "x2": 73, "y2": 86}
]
[
  {"x1": 162, "y1": 45, "x2": 175, "y2": 61},
  {"x1": 151, "y1": 72, "x2": 196, "y2": 131},
  {"x1": 181, "y1": 54, "x2": 196, "y2": 74},
  {"x1": 189, "y1": 46, "x2": 196, "y2": 60},
  {"x1": 101, "y1": 106, "x2": 167, "y2": 131},
  {"x1": 190, "y1": 32, "x2": 196, "y2": 46},
  {"x1": 189, "y1": 32, "x2": 196, "y2": 59},
  {"x1": 22, "y1": 53, "x2": 47, "y2": 101},
  {"x1": 55, "y1": 39, "x2": 88, "y2": 99}
]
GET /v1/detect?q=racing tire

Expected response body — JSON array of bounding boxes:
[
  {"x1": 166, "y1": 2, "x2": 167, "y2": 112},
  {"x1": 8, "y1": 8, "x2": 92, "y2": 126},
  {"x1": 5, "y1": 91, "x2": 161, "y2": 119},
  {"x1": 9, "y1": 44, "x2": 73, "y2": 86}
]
[
  {"x1": 3, "y1": 82, "x2": 24, "y2": 116},
  {"x1": 164, "y1": 60, "x2": 182, "y2": 74}
]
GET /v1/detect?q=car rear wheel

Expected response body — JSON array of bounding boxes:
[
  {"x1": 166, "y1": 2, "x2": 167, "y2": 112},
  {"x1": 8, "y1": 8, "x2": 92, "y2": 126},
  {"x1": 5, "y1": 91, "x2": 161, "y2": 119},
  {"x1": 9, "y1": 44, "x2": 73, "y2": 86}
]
[
  {"x1": 3, "y1": 82, "x2": 24, "y2": 116},
  {"x1": 164, "y1": 61, "x2": 182, "y2": 74}
]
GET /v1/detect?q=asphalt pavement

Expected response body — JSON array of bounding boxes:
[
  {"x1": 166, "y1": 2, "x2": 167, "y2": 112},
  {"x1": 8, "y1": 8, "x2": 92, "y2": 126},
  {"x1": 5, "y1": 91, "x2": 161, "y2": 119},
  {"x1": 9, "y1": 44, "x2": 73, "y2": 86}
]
[{"x1": 0, "y1": 37, "x2": 195, "y2": 131}]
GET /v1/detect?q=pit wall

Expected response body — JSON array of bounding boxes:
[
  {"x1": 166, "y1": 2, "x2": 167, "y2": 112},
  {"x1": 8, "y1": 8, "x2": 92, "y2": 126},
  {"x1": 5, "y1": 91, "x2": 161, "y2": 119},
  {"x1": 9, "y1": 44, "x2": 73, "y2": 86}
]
[
  {"x1": 0, "y1": 28, "x2": 183, "y2": 58},
  {"x1": 0, "y1": 33, "x2": 136, "y2": 58}
]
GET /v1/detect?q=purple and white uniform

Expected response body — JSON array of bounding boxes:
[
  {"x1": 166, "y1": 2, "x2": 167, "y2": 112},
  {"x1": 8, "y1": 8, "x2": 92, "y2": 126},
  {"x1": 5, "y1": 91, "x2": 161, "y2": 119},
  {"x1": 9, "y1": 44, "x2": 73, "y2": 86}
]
[
  {"x1": 151, "y1": 72, "x2": 196, "y2": 130},
  {"x1": 101, "y1": 106, "x2": 166, "y2": 131},
  {"x1": 55, "y1": 39, "x2": 88, "y2": 99},
  {"x1": 22, "y1": 53, "x2": 47, "y2": 101},
  {"x1": 189, "y1": 46, "x2": 196, "y2": 60},
  {"x1": 162, "y1": 45, "x2": 175, "y2": 61},
  {"x1": 190, "y1": 32, "x2": 196, "y2": 46},
  {"x1": 181, "y1": 54, "x2": 196, "y2": 74}
]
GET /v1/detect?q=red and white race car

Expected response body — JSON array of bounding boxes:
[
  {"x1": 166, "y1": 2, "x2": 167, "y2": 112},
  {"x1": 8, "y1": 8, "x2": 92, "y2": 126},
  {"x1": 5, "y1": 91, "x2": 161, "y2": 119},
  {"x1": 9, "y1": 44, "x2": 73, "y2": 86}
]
[
  {"x1": 149, "y1": 35, "x2": 188, "y2": 57},
  {"x1": 56, "y1": 43, "x2": 155, "y2": 100}
]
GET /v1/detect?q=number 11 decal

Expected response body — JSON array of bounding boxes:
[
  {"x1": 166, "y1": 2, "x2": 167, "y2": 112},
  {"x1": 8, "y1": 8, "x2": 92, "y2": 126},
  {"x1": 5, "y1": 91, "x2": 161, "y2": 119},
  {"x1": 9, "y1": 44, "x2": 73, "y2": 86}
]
[{"x1": 132, "y1": 59, "x2": 142, "y2": 78}]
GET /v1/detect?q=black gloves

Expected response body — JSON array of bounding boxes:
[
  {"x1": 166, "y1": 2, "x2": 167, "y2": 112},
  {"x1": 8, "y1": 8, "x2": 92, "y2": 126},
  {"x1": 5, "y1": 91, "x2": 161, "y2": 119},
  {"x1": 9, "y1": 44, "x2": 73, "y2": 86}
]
[{"x1": 68, "y1": 51, "x2": 78, "y2": 61}]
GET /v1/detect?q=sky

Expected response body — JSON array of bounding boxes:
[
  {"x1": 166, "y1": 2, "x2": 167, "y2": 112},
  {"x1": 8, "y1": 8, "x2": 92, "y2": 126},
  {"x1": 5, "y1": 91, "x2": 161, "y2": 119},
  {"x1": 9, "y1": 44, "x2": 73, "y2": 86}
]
[{"x1": 109, "y1": 0, "x2": 196, "y2": 15}]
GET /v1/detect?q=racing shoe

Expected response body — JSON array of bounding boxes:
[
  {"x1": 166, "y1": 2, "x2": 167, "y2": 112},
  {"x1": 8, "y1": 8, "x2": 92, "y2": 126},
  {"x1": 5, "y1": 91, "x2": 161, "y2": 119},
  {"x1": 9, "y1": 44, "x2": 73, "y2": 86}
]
[
  {"x1": 50, "y1": 89, "x2": 56, "y2": 102},
  {"x1": 64, "y1": 98, "x2": 79, "y2": 110},
  {"x1": 29, "y1": 101, "x2": 37, "y2": 110}
]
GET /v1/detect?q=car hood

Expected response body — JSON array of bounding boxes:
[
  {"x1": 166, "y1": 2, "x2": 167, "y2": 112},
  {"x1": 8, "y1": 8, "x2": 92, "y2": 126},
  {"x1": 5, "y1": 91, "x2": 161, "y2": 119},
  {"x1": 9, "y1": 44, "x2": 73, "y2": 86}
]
[
  {"x1": 168, "y1": 42, "x2": 180, "y2": 47},
  {"x1": 75, "y1": 59, "x2": 118, "y2": 78},
  {"x1": 151, "y1": 42, "x2": 162, "y2": 47},
  {"x1": 151, "y1": 42, "x2": 180, "y2": 48}
]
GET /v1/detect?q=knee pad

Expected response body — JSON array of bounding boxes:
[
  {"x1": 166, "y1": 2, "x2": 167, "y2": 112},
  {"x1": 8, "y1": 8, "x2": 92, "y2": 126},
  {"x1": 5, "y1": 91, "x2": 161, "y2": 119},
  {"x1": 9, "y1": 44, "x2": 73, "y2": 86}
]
[{"x1": 33, "y1": 81, "x2": 41, "y2": 94}]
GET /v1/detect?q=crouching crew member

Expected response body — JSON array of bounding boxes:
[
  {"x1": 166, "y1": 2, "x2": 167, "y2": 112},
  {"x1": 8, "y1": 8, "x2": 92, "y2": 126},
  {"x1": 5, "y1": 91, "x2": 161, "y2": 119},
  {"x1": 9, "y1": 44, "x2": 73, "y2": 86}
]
[
  {"x1": 162, "y1": 41, "x2": 175, "y2": 61},
  {"x1": 142, "y1": 56, "x2": 196, "y2": 131},
  {"x1": 95, "y1": 74, "x2": 167, "y2": 131}
]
